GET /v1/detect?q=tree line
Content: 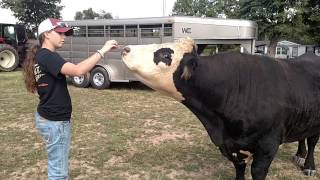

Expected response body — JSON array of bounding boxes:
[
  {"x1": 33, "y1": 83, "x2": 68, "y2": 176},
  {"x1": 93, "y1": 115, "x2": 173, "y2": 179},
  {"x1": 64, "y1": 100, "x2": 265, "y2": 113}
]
[
  {"x1": 0, "y1": 0, "x2": 112, "y2": 36},
  {"x1": 1, "y1": 0, "x2": 319, "y2": 56},
  {"x1": 173, "y1": 0, "x2": 320, "y2": 56}
]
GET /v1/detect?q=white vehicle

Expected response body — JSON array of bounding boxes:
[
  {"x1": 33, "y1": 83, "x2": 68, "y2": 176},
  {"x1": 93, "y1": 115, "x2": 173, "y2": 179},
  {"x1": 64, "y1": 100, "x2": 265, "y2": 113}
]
[{"x1": 58, "y1": 16, "x2": 257, "y2": 89}]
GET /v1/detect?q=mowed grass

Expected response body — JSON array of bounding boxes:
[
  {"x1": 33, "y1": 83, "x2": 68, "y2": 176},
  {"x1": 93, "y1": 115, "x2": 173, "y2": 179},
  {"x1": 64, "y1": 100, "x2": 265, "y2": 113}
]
[{"x1": 0, "y1": 70, "x2": 319, "y2": 180}]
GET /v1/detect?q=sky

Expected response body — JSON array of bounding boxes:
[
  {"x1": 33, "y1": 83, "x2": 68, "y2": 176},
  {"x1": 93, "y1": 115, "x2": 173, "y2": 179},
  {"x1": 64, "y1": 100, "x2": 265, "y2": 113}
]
[{"x1": 0, "y1": 0, "x2": 177, "y2": 23}]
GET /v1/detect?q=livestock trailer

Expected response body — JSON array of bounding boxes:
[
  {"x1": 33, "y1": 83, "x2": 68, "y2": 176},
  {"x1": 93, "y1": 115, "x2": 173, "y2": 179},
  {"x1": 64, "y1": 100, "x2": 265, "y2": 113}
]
[{"x1": 58, "y1": 16, "x2": 257, "y2": 89}]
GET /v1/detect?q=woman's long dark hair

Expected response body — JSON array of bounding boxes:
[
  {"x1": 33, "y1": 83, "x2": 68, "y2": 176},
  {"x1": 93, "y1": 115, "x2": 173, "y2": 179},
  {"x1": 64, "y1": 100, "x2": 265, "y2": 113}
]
[{"x1": 23, "y1": 34, "x2": 44, "y2": 93}]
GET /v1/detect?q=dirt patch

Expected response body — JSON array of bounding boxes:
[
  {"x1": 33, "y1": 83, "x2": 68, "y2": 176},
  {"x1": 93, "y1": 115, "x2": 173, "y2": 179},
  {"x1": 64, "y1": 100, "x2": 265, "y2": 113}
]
[
  {"x1": 120, "y1": 171, "x2": 147, "y2": 180},
  {"x1": 8, "y1": 160, "x2": 47, "y2": 180},
  {"x1": 0, "y1": 114, "x2": 35, "y2": 132},
  {"x1": 70, "y1": 159, "x2": 101, "y2": 179},
  {"x1": 146, "y1": 131, "x2": 191, "y2": 145},
  {"x1": 139, "y1": 119, "x2": 192, "y2": 145},
  {"x1": 142, "y1": 118, "x2": 169, "y2": 128},
  {"x1": 104, "y1": 155, "x2": 126, "y2": 167}
]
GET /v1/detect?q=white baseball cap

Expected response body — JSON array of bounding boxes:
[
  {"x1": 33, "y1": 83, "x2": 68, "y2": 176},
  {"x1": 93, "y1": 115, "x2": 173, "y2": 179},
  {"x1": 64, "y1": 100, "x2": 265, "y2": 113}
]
[{"x1": 38, "y1": 18, "x2": 73, "y2": 36}]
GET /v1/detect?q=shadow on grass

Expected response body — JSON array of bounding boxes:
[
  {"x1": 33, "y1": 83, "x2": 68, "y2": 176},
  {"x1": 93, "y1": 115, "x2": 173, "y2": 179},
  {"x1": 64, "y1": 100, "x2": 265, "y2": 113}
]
[{"x1": 111, "y1": 81, "x2": 153, "y2": 91}]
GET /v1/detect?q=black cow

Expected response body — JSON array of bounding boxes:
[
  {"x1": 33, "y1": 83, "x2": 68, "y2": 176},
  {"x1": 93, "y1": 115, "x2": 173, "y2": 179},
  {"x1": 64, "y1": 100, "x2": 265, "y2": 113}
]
[
  {"x1": 121, "y1": 38, "x2": 320, "y2": 180},
  {"x1": 290, "y1": 52, "x2": 320, "y2": 176}
]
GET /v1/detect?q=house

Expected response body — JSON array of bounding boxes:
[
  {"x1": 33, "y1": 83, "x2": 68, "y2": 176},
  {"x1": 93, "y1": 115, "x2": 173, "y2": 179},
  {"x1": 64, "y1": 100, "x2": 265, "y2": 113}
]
[{"x1": 255, "y1": 40, "x2": 320, "y2": 58}]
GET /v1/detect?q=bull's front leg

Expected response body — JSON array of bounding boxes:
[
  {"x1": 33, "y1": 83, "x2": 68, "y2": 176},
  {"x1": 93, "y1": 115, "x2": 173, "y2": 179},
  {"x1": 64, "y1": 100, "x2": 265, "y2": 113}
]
[
  {"x1": 251, "y1": 135, "x2": 280, "y2": 180},
  {"x1": 293, "y1": 139, "x2": 307, "y2": 167},
  {"x1": 219, "y1": 144, "x2": 252, "y2": 180},
  {"x1": 233, "y1": 162, "x2": 246, "y2": 180},
  {"x1": 303, "y1": 134, "x2": 319, "y2": 176}
]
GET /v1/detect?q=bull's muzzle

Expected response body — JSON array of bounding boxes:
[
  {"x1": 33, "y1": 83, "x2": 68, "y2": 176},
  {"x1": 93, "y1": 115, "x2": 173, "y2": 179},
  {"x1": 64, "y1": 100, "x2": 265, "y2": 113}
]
[{"x1": 121, "y1": 46, "x2": 131, "y2": 56}]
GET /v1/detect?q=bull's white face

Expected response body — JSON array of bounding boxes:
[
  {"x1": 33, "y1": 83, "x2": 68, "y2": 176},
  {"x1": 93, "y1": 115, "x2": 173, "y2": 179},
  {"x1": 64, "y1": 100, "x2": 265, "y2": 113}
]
[{"x1": 122, "y1": 38, "x2": 196, "y2": 101}]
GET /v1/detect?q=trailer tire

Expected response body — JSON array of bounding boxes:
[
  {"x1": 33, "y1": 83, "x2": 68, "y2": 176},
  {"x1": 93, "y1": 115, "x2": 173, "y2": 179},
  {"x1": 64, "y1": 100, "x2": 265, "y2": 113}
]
[
  {"x1": 71, "y1": 72, "x2": 91, "y2": 88},
  {"x1": 90, "y1": 67, "x2": 110, "y2": 89},
  {"x1": 0, "y1": 45, "x2": 19, "y2": 72}
]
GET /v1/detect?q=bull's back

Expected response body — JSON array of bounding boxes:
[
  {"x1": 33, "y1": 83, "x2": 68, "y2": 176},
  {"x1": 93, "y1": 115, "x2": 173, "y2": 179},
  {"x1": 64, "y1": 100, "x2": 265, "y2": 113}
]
[{"x1": 186, "y1": 52, "x2": 320, "y2": 141}]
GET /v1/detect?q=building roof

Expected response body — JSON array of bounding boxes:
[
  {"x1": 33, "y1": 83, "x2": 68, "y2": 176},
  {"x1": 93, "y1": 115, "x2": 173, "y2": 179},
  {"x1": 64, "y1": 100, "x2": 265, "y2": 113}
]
[
  {"x1": 255, "y1": 40, "x2": 270, "y2": 47},
  {"x1": 256, "y1": 40, "x2": 302, "y2": 47},
  {"x1": 277, "y1": 40, "x2": 300, "y2": 46}
]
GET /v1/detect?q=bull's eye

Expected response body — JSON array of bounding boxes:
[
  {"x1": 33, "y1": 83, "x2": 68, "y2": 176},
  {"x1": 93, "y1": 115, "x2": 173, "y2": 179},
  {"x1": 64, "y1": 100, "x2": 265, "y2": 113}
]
[
  {"x1": 163, "y1": 54, "x2": 172, "y2": 60},
  {"x1": 153, "y1": 48, "x2": 174, "y2": 66}
]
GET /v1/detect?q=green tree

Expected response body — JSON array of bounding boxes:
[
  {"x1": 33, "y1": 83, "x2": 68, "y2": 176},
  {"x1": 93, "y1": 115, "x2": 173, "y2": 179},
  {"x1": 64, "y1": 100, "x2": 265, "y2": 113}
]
[
  {"x1": 172, "y1": 0, "x2": 217, "y2": 17},
  {"x1": 82, "y1": 8, "x2": 99, "y2": 19},
  {"x1": 172, "y1": 0, "x2": 320, "y2": 56},
  {"x1": 74, "y1": 8, "x2": 112, "y2": 20},
  {"x1": 303, "y1": 0, "x2": 320, "y2": 44},
  {"x1": 0, "y1": 0, "x2": 63, "y2": 32},
  {"x1": 74, "y1": 11, "x2": 83, "y2": 20},
  {"x1": 99, "y1": 10, "x2": 113, "y2": 19},
  {"x1": 238, "y1": 0, "x2": 312, "y2": 56},
  {"x1": 211, "y1": 0, "x2": 241, "y2": 18},
  {"x1": 172, "y1": 0, "x2": 240, "y2": 18}
]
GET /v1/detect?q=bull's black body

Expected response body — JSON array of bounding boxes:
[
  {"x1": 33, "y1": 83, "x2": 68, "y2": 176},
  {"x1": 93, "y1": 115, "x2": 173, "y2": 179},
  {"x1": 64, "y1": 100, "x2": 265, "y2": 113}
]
[
  {"x1": 291, "y1": 53, "x2": 320, "y2": 176},
  {"x1": 172, "y1": 52, "x2": 320, "y2": 179}
]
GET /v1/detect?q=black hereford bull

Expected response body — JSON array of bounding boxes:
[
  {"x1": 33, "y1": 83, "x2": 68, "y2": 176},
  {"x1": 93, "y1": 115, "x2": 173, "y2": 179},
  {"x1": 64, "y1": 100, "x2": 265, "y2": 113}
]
[{"x1": 121, "y1": 38, "x2": 320, "y2": 180}]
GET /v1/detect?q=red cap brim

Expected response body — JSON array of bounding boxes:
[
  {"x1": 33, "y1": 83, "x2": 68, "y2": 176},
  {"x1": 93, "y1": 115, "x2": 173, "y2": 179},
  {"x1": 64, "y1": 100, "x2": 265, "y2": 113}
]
[{"x1": 54, "y1": 27, "x2": 73, "y2": 36}]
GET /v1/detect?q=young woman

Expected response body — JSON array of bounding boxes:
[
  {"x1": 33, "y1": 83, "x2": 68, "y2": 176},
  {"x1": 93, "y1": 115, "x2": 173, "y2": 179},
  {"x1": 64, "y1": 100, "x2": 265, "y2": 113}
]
[{"x1": 23, "y1": 18, "x2": 118, "y2": 179}]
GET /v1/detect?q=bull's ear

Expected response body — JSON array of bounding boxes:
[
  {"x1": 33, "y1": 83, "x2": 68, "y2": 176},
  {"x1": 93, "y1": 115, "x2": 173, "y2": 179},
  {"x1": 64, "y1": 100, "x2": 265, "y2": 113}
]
[{"x1": 180, "y1": 53, "x2": 198, "y2": 80}]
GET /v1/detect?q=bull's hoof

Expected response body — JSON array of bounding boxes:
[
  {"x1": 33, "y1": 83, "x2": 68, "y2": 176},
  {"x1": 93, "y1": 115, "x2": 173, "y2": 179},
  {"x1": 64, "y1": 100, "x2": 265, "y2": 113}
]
[
  {"x1": 292, "y1": 155, "x2": 305, "y2": 168},
  {"x1": 303, "y1": 169, "x2": 316, "y2": 176}
]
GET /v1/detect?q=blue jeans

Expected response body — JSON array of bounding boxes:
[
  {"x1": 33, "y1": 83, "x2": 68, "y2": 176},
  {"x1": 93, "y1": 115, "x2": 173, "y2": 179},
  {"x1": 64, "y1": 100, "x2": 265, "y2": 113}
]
[{"x1": 35, "y1": 112, "x2": 71, "y2": 180}]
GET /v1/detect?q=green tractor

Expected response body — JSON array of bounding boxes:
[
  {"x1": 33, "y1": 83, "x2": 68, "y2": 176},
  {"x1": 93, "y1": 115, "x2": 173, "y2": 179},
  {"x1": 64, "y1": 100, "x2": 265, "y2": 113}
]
[{"x1": 0, "y1": 23, "x2": 28, "y2": 72}]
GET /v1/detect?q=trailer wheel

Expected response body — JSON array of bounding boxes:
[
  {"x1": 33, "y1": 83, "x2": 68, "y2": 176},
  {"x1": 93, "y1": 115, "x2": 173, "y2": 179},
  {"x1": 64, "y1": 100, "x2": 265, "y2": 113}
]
[
  {"x1": 90, "y1": 67, "x2": 110, "y2": 89},
  {"x1": 71, "y1": 72, "x2": 90, "y2": 88},
  {"x1": 0, "y1": 45, "x2": 19, "y2": 72}
]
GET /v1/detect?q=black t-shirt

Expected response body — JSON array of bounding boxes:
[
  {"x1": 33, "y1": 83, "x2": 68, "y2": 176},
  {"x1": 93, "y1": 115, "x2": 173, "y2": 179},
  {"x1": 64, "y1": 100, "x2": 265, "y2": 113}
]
[{"x1": 34, "y1": 48, "x2": 72, "y2": 121}]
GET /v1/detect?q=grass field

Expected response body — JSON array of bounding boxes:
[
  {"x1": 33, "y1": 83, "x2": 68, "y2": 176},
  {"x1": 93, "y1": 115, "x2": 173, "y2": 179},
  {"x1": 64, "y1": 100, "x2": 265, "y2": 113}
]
[{"x1": 1, "y1": 71, "x2": 319, "y2": 180}]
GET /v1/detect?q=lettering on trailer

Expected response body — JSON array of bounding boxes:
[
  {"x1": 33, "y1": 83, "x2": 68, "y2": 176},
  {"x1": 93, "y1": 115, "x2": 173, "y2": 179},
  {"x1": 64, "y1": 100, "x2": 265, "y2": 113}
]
[{"x1": 182, "y1": 27, "x2": 191, "y2": 34}]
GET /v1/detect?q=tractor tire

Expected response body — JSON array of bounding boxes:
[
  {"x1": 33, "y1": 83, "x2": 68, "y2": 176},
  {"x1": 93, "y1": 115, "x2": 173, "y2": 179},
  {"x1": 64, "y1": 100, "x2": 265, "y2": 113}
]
[{"x1": 0, "y1": 45, "x2": 19, "y2": 72}]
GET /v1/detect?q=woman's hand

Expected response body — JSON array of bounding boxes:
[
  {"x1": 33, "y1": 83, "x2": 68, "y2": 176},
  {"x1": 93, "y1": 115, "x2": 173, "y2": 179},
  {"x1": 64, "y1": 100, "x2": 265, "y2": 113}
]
[{"x1": 100, "y1": 40, "x2": 119, "y2": 54}]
